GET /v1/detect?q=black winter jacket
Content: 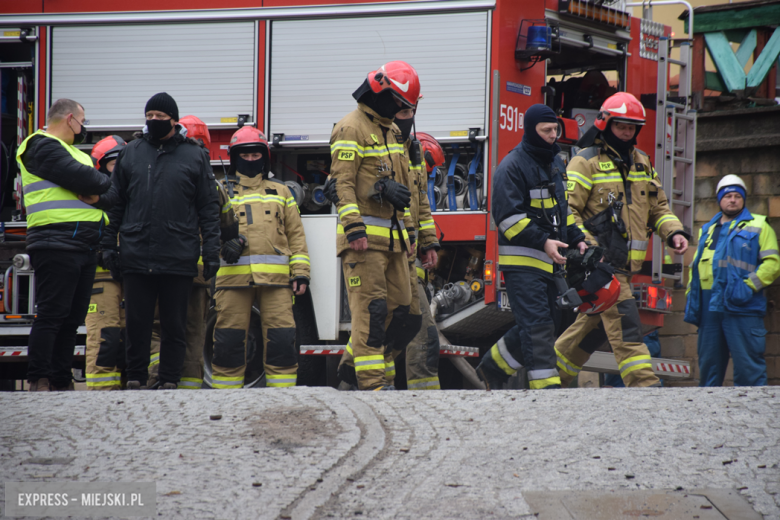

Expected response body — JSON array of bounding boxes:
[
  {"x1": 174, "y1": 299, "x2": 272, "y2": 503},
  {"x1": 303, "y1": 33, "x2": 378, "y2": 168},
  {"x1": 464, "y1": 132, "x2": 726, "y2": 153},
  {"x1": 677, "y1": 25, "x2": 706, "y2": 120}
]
[
  {"x1": 492, "y1": 140, "x2": 584, "y2": 272},
  {"x1": 19, "y1": 135, "x2": 112, "y2": 251},
  {"x1": 99, "y1": 129, "x2": 220, "y2": 277}
]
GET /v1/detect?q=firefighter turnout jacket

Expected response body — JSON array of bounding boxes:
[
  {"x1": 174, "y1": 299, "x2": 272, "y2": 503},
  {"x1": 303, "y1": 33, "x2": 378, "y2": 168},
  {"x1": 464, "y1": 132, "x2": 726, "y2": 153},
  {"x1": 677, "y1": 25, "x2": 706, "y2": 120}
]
[
  {"x1": 566, "y1": 140, "x2": 686, "y2": 271},
  {"x1": 216, "y1": 174, "x2": 310, "y2": 288},
  {"x1": 493, "y1": 141, "x2": 584, "y2": 274},
  {"x1": 330, "y1": 104, "x2": 415, "y2": 255}
]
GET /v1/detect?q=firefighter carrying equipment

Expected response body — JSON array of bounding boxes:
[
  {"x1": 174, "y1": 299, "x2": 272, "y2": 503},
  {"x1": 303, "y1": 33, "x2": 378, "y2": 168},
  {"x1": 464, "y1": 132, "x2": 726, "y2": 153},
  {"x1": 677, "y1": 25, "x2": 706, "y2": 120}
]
[
  {"x1": 564, "y1": 247, "x2": 621, "y2": 315},
  {"x1": 91, "y1": 135, "x2": 126, "y2": 174},
  {"x1": 554, "y1": 272, "x2": 659, "y2": 387},
  {"x1": 371, "y1": 177, "x2": 411, "y2": 213},
  {"x1": 582, "y1": 195, "x2": 628, "y2": 268},
  {"x1": 565, "y1": 139, "x2": 688, "y2": 274},
  {"x1": 85, "y1": 280, "x2": 125, "y2": 391},
  {"x1": 329, "y1": 103, "x2": 415, "y2": 255}
]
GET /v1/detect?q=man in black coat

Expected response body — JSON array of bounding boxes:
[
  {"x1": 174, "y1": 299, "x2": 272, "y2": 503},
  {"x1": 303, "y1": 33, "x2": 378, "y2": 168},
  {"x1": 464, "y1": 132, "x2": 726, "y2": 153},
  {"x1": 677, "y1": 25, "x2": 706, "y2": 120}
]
[
  {"x1": 16, "y1": 98, "x2": 114, "y2": 391},
  {"x1": 98, "y1": 92, "x2": 220, "y2": 389}
]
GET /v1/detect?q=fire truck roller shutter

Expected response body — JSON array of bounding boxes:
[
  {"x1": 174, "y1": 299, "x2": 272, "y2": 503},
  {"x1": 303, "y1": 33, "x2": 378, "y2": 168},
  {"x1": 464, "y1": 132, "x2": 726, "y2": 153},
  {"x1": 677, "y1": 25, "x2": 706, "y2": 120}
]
[
  {"x1": 269, "y1": 11, "x2": 488, "y2": 143},
  {"x1": 51, "y1": 22, "x2": 256, "y2": 128}
]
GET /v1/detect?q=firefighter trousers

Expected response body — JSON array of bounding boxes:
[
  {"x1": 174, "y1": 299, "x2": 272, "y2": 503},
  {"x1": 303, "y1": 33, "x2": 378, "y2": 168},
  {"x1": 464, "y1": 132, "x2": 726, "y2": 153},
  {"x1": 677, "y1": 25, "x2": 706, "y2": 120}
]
[
  {"x1": 339, "y1": 249, "x2": 415, "y2": 390},
  {"x1": 85, "y1": 280, "x2": 125, "y2": 391},
  {"x1": 697, "y1": 290, "x2": 767, "y2": 387},
  {"x1": 478, "y1": 269, "x2": 562, "y2": 389},
  {"x1": 149, "y1": 286, "x2": 210, "y2": 389},
  {"x1": 554, "y1": 273, "x2": 660, "y2": 387},
  {"x1": 212, "y1": 286, "x2": 297, "y2": 389},
  {"x1": 403, "y1": 269, "x2": 440, "y2": 390}
]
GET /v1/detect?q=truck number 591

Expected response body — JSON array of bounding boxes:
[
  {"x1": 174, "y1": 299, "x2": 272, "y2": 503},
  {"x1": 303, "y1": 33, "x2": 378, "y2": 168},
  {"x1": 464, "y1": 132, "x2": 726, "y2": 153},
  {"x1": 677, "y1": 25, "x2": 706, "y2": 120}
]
[{"x1": 499, "y1": 104, "x2": 524, "y2": 132}]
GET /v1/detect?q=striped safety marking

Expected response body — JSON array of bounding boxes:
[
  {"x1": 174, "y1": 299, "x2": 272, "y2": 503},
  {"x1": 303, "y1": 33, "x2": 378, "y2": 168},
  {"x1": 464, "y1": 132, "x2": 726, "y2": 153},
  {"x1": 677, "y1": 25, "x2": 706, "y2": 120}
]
[
  {"x1": 0, "y1": 346, "x2": 86, "y2": 357},
  {"x1": 655, "y1": 362, "x2": 690, "y2": 375},
  {"x1": 299, "y1": 345, "x2": 479, "y2": 357}
]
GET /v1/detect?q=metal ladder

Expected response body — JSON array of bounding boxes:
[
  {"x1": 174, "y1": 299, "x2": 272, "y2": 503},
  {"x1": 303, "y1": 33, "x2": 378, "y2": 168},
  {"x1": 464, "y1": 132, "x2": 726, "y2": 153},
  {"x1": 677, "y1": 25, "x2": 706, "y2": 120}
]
[{"x1": 652, "y1": 34, "x2": 696, "y2": 286}]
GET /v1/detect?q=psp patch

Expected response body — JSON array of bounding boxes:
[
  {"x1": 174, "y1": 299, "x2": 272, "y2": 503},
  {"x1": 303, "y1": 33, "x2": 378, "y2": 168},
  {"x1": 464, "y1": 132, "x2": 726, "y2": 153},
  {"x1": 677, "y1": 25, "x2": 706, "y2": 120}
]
[
  {"x1": 338, "y1": 150, "x2": 356, "y2": 161},
  {"x1": 567, "y1": 180, "x2": 576, "y2": 191},
  {"x1": 88, "y1": 304, "x2": 97, "y2": 313},
  {"x1": 598, "y1": 161, "x2": 615, "y2": 171},
  {"x1": 348, "y1": 276, "x2": 361, "y2": 287}
]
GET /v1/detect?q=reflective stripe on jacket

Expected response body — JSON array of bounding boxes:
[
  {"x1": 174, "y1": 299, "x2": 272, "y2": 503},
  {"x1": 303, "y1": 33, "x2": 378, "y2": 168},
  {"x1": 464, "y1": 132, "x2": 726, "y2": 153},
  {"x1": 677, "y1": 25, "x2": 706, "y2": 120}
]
[
  {"x1": 685, "y1": 208, "x2": 780, "y2": 324},
  {"x1": 18, "y1": 130, "x2": 107, "y2": 229},
  {"x1": 216, "y1": 175, "x2": 309, "y2": 289},
  {"x1": 566, "y1": 141, "x2": 685, "y2": 272}
]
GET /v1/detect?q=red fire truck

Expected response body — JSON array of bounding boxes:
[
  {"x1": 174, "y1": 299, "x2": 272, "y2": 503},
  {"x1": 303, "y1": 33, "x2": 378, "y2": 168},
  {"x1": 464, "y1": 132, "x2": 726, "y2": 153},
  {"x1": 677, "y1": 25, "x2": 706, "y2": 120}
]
[{"x1": 0, "y1": 0, "x2": 695, "y2": 388}]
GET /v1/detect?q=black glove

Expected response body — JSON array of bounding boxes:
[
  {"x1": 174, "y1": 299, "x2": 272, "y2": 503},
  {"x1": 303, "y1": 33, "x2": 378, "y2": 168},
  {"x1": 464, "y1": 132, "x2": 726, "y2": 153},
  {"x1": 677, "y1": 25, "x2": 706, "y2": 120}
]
[
  {"x1": 291, "y1": 276, "x2": 309, "y2": 294},
  {"x1": 221, "y1": 234, "x2": 247, "y2": 264},
  {"x1": 373, "y1": 178, "x2": 411, "y2": 213},
  {"x1": 102, "y1": 250, "x2": 122, "y2": 281},
  {"x1": 323, "y1": 177, "x2": 339, "y2": 204},
  {"x1": 203, "y1": 261, "x2": 219, "y2": 281}
]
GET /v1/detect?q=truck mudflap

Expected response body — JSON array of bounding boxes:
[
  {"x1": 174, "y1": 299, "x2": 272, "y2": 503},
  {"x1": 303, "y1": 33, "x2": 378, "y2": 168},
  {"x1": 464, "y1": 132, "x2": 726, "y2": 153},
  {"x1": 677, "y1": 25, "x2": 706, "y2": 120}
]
[{"x1": 300, "y1": 344, "x2": 479, "y2": 358}]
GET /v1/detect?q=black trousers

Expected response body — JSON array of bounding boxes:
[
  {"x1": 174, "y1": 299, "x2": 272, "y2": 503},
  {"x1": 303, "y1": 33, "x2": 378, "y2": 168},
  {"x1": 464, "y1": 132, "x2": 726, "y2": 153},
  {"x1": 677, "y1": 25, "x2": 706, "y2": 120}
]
[
  {"x1": 123, "y1": 274, "x2": 192, "y2": 384},
  {"x1": 28, "y1": 249, "x2": 97, "y2": 387}
]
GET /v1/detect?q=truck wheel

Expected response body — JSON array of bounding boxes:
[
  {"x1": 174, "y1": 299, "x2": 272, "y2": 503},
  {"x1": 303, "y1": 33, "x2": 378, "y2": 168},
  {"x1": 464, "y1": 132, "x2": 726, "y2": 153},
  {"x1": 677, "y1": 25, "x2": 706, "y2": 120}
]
[
  {"x1": 202, "y1": 305, "x2": 266, "y2": 388},
  {"x1": 294, "y1": 289, "x2": 325, "y2": 386}
]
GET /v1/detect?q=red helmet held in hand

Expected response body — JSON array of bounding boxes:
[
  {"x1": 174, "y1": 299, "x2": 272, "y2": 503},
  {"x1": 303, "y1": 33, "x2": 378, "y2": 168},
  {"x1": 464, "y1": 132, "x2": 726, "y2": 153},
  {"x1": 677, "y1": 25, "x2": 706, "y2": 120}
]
[
  {"x1": 594, "y1": 92, "x2": 646, "y2": 132},
  {"x1": 367, "y1": 61, "x2": 421, "y2": 108},
  {"x1": 90, "y1": 135, "x2": 126, "y2": 172},
  {"x1": 416, "y1": 132, "x2": 445, "y2": 174},
  {"x1": 576, "y1": 272, "x2": 620, "y2": 315},
  {"x1": 179, "y1": 115, "x2": 211, "y2": 149}
]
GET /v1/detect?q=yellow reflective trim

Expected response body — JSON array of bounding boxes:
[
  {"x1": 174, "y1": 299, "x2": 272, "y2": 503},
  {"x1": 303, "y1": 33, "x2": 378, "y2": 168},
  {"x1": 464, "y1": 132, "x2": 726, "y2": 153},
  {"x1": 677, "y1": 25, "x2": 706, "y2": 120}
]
[
  {"x1": 530, "y1": 198, "x2": 557, "y2": 208},
  {"x1": 217, "y1": 263, "x2": 290, "y2": 276},
  {"x1": 628, "y1": 249, "x2": 647, "y2": 261},
  {"x1": 567, "y1": 213, "x2": 575, "y2": 226},
  {"x1": 337, "y1": 224, "x2": 408, "y2": 240},
  {"x1": 498, "y1": 255, "x2": 553, "y2": 273},
  {"x1": 86, "y1": 372, "x2": 121, "y2": 379},
  {"x1": 529, "y1": 376, "x2": 561, "y2": 389},
  {"x1": 355, "y1": 363, "x2": 385, "y2": 372},
  {"x1": 346, "y1": 339, "x2": 353, "y2": 356},
  {"x1": 355, "y1": 354, "x2": 385, "y2": 371},
  {"x1": 567, "y1": 171, "x2": 592, "y2": 189},
  {"x1": 504, "y1": 218, "x2": 530, "y2": 240},
  {"x1": 407, "y1": 377, "x2": 441, "y2": 390},
  {"x1": 416, "y1": 267, "x2": 427, "y2": 280},
  {"x1": 655, "y1": 214, "x2": 679, "y2": 227},
  {"x1": 555, "y1": 348, "x2": 581, "y2": 377},
  {"x1": 86, "y1": 380, "x2": 122, "y2": 387},
  {"x1": 592, "y1": 174, "x2": 623, "y2": 184},
  {"x1": 290, "y1": 255, "x2": 310, "y2": 265},
  {"x1": 618, "y1": 355, "x2": 652, "y2": 370},
  {"x1": 419, "y1": 219, "x2": 435, "y2": 230},
  {"x1": 490, "y1": 344, "x2": 516, "y2": 376}
]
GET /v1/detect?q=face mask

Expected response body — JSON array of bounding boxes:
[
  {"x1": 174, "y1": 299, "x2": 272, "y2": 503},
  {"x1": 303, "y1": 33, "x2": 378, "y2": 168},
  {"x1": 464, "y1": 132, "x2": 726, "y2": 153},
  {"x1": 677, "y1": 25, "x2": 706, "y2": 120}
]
[
  {"x1": 395, "y1": 117, "x2": 414, "y2": 143},
  {"x1": 235, "y1": 156, "x2": 265, "y2": 178},
  {"x1": 146, "y1": 119, "x2": 173, "y2": 140},
  {"x1": 71, "y1": 119, "x2": 87, "y2": 145}
]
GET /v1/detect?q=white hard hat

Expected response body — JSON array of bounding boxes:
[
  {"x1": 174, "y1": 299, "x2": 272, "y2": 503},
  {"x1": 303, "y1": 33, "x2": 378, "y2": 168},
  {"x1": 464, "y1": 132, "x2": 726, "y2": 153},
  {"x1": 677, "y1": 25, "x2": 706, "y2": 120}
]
[{"x1": 716, "y1": 174, "x2": 746, "y2": 196}]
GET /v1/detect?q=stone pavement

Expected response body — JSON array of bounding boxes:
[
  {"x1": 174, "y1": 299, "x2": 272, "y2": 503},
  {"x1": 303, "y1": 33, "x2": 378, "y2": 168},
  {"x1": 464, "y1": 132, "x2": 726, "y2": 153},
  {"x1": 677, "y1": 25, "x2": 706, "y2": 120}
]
[{"x1": 0, "y1": 387, "x2": 778, "y2": 519}]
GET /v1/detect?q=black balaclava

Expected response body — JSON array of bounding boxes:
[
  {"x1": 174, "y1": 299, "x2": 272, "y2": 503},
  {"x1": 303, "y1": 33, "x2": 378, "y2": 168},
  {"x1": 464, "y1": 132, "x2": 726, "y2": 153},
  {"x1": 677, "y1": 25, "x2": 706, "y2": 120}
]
[
  {"x1": 235, "y1": 156, "x2": 265, "y2": 178},
  {"x1": 395, "y1": 116, "x2": 414, "y2": 143},
  {"x1": 352, "y1": 79, "x2": 403, "y2": 119},
  {"x1": 231, "y1": 144, "x2": 267, "y2": 178},
  {"x1": 602, "y1": 121, "x2": 637, "y2": 167},
  {"x1": 521, "y1": 104, "x2": 559, "y2": 163}
]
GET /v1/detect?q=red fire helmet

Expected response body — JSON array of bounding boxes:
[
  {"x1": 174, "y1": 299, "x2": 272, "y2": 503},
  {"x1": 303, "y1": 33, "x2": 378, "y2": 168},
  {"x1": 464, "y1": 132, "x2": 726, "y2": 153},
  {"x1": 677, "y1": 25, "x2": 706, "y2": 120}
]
[
  {"x1": 179, "y1": 115, "x2": 211, "y2": 149},
  {"x1": 576, "y1": 274, "x2": 621, "y2": 315},
  {"x1": 367, "y1": 61, "x2": 421, "y2": 108},
  {"x1": 90, "y1": 135, "x2": 126, "y2": 171},
  {"x1": 416, "y1": 132, "x2": 445, "y2": 174},
  {"x1": 594, "y1": 92, "x2": 646, "y2": 131}
]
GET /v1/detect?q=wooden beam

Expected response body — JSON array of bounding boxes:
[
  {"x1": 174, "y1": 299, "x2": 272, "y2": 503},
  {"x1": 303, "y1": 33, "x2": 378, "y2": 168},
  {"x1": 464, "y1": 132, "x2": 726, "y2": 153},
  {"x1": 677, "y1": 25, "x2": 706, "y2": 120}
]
[
  {"x1": 747, "y1": 27, "x2": 780, "y2": 88},
  {"x1": 735, "y1": 29, "x2": 757, "y2": 68},
  {"x1": 705, "y1": 71, "x2": 727, "y2": 92},
  {"x1": 691, "y1": 34, "x2": 707, "y2": 107},
  {"x1": 704, "y1": 31, "x2": 746, "y2": 92},
  {"x1": 686, "y1": 3, "x2": 780, "y2": 34}
]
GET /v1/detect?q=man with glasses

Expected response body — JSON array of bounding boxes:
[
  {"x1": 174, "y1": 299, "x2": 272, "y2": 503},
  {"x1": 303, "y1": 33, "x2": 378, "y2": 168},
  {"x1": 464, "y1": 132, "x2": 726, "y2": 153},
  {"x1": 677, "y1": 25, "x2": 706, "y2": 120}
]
[
  {"x1": 17, "y1": 98, "x2": 113, "y2": 391},
  {"x1": 97, "y1": 92, "x2": 220, "y2": 390}
]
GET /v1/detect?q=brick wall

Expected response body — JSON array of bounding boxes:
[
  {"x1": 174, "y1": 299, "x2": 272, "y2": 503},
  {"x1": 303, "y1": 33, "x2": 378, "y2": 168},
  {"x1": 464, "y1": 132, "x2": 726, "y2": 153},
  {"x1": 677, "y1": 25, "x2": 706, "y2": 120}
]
[{"x1": 659, "y1": 106, "x2": 780, "y2": 387}]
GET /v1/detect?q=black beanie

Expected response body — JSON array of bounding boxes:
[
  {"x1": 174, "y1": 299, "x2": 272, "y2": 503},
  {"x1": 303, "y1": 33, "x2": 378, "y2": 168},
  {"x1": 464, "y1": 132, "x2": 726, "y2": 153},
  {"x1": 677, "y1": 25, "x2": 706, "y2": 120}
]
[
  {"x1": 145, "y1": 92, "x2": 179, "y2": 121},
  {"x1": 522, "y1": 104, "x2": 558, "y2": 150}
]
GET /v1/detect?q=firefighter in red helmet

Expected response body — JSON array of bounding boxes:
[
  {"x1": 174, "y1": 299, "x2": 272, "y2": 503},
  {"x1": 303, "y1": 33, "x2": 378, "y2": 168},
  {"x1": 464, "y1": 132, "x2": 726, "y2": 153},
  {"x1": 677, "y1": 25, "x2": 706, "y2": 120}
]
[
  {"x1": 85, "y1": 136, "x2": 126, "y2": 390},
  {"x1": 211, "y1": 126, "x2": 310, "y2": 389},
  {"x1": 331, "y1": 61, "x2": 420, "y2": 391},
  {"x1": 555, "y1": 92, "x2": 689, "y2": 387},
  {"x1": 147, "y1": 115, "x2": 236, "y2": 389}
]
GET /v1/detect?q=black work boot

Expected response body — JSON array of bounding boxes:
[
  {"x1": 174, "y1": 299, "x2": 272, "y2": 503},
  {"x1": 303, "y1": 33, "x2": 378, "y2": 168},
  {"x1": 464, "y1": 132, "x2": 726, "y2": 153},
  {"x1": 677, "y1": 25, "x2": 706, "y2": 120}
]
[{"x1": 126, "y1": 381, "x2": 148, "y2": 390}]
